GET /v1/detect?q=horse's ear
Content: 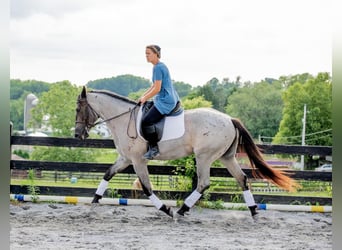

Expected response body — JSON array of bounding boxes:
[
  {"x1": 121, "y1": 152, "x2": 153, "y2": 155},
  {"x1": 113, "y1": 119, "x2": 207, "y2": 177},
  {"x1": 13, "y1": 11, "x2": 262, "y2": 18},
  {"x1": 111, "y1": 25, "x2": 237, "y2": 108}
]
[{"x1": 81, "y1": 86, "x2": 87, "y2": 98}]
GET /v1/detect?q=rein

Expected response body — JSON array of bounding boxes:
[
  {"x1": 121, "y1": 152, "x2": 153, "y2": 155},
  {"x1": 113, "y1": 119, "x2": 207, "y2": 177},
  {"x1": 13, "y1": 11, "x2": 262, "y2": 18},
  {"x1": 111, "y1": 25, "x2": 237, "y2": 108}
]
[
  {"x1": 80, "y1": 102, "x2": 140, "y2": 139},
  {"x1": 92, "y1": 104, "x2": 138, "y2": 126}
]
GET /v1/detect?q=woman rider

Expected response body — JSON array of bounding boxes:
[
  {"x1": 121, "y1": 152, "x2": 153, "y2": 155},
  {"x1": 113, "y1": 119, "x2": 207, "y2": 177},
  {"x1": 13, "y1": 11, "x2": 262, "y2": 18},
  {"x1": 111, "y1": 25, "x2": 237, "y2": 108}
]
[{"x1": 138, "y1": 45, "x2": 180, "y2": 160}]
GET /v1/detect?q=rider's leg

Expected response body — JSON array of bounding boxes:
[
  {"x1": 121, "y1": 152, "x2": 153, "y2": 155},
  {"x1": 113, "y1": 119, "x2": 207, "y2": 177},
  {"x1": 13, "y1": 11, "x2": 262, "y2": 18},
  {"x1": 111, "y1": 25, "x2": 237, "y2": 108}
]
[
  {"x1": 142, "y1": 125, "x2": 160, "y2": 159},
  {"x1": 141, "y1": 105, "x2": 164, "y2": 159}
]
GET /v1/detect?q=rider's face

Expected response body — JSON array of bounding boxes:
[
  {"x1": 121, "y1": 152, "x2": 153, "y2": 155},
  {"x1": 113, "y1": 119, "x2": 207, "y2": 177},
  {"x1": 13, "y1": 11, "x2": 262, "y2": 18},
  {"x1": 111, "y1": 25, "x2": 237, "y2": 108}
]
[{"x1": 145, "y1": 48, "x2": 158, "y2": 64}]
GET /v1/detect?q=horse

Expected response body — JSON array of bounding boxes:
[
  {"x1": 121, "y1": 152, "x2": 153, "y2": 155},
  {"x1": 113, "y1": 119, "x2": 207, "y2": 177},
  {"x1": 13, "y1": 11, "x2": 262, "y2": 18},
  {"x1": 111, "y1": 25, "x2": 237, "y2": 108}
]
[{"x1": 74, "y1": 86, "x2": 299, "y2": 218}]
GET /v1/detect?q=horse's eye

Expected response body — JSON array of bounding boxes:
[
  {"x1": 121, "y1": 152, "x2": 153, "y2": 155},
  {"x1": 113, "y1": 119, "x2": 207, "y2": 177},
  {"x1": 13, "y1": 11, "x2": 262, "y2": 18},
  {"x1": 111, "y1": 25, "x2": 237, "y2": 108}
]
[{"x1": 76, "y1": 107, "x2": 80, "y2": 112}]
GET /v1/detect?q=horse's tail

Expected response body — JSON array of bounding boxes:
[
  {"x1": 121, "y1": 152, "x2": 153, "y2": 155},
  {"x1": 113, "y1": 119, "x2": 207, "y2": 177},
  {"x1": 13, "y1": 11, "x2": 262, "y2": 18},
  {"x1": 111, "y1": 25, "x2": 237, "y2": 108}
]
[{"x1": 231, "y1": 118, "x2": 300, "y2": 192}]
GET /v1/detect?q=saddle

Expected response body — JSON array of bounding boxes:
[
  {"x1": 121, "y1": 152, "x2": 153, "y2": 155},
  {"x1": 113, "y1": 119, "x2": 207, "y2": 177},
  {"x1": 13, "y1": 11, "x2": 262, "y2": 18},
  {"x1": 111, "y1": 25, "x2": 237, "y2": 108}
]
[{"x1": 140, "y1": 101, "x2": 183, "y2": 142}]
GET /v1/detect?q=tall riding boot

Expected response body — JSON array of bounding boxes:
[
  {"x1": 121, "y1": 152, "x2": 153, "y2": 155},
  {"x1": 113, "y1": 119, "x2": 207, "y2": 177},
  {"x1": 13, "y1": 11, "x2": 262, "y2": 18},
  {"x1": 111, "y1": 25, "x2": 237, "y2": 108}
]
[
  {"x1": 142, "y1": 124, "x2": 160, "y2": 160},
  {"x1": 143, "y1": 144, "x2": 160, "y2": 160}
]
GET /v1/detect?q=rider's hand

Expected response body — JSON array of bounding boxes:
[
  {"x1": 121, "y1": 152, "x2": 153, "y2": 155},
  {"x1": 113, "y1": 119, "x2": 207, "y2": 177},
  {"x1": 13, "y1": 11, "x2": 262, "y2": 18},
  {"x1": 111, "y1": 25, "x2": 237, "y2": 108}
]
[{"x1": 138, "y1": 96, "x2": 146, "y2": 104}]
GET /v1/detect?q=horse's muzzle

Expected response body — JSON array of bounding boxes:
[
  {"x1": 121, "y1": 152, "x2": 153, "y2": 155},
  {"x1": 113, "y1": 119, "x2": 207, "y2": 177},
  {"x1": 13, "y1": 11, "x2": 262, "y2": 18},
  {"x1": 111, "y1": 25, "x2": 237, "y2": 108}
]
[{"x1": 74, "y1": 129, "x2": 89, "y2": 140}]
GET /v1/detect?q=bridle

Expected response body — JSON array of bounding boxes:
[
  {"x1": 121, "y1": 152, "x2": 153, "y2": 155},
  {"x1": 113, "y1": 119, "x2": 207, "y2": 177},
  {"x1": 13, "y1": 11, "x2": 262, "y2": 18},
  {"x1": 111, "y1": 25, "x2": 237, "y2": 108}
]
[{"x1": 75, "y1": 98, "x2": 140, "y2": 139}]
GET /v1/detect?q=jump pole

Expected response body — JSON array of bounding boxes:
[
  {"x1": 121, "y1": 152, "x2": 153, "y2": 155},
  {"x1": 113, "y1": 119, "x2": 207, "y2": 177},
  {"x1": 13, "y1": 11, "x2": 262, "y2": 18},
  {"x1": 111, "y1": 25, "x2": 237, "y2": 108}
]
[
  {"x1": 10, "y1": 194, "x2": 177, "y2": 207},
  {"x1": 222, "y1": 202, "x2": 332, "y2": 213},
  {"x1": 10, "y1": 194, "x2": 332, "y2": 213}
]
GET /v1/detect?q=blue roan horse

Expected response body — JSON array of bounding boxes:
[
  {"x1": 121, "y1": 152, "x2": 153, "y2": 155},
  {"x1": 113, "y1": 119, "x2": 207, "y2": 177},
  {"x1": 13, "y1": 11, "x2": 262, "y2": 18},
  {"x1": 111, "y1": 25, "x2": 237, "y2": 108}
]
[{"x1": 75, "y1": 87, "x2": 299, "y2": 218}]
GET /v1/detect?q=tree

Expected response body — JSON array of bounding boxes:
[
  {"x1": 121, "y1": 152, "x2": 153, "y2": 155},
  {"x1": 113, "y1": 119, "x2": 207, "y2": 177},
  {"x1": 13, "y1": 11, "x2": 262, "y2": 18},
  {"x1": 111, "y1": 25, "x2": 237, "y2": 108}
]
[
  {"x1": 273, "y1": 72, "x2": 332, "y2": 146},
  {"x1": 30, "y1": 81, "x2": 81, "y2": 137},
  {"x1": 226, "y1": 81, "x2": 284, "y2": 139},
  {"x1": 181, "y1": 96, "x2": 212, "y2": 109},
  {"x1": 278, "y1": 73, "x2": 313, "y2": 88},
  {"x1": 10, "y1": 79, "x2": 51, "y2": 131},
  {"x1": 173, "y1": 81, "x2": 193, "y2": 98},
  {"x1": 10, "y1": 79, "x2": 50, "y2": 99},
  {"x1": 87, "y1": 74, "x2": 150, "y2": 96},
  {"x1": 29, "y1": 81, "x2": 97, "y2": 162},
  {"x1": 195, "y1": 77, "x2": 239, "y2": 112},
  {"x1": 10, "y1": 99, "x2": 25, "y2": 131}
]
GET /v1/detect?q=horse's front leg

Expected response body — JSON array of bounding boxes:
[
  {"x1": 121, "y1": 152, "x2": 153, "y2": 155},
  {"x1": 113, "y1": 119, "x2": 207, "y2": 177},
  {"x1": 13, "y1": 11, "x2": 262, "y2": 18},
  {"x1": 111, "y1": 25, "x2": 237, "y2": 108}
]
[
  {"x1": 92, "y1": 156, "x2": 131, "y2": 203},
  {"x1": 176, "y1": 156, "x2": 211, "y2": 216},
  {"x1": 133, "y1": 161, "x2": 173, "y2": 217}
]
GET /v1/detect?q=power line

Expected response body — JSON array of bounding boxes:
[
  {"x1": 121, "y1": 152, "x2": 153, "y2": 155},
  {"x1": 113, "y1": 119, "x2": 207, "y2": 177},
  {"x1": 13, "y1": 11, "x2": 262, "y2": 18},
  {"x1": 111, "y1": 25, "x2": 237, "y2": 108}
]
[
  {"x1": 260, "y1": 128, "x2": 332, "y2": 140},
  {"x1": 305, "y1": 134, "x2": 332, "y2": 143},
  {"x1": 305, "y1": 129, "x2": 332, "y2": 137},
  {"x1": 261, "y1": 133, "x2": 332, "y2": 145}
]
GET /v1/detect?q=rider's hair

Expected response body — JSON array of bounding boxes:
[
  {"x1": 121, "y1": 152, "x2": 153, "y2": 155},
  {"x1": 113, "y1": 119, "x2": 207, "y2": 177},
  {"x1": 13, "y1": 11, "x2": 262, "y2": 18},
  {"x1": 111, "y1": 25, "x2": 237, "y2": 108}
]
[{"x1": 146, "y1": 45, "x2": 161, "y2": 58}]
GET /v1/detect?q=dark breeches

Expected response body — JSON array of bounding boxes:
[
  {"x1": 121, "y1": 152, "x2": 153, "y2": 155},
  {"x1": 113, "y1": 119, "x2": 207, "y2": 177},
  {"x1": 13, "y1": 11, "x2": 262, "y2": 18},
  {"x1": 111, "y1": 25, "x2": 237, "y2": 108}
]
[{"x1": 141, "y1": 105, "x2": 164, "y2": 146}]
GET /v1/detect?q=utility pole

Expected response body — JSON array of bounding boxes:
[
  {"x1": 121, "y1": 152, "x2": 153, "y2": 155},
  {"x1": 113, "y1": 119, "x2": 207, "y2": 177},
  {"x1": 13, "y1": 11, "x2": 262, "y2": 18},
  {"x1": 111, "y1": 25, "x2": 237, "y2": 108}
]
[{"x1": 300, "y1": 104, "x2": 307, "y2": 170}]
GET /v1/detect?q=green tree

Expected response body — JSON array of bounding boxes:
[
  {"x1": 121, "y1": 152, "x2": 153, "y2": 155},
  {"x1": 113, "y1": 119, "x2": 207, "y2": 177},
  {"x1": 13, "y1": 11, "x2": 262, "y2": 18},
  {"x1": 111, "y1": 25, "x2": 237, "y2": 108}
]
[
  {"x1": 197, "y1": 79, "x2": 217, "y2": 108},
  {"x1": 10, "y1": 79, "x2": 50, "y2": 99},
  {"x1": 173, "y1": 81, "x2": 193, "y2": 98},
  {"x1": 29, "y1": 81, "x2": 97, "y2": 162},
  {"x1": 10, "y1": 99, "x2": 25, "y2": 131},
  {"x1": 226, "y1": 81, "x2": 283, "y2": 139},
  {"x1": 30, "y1": 81, "x2": 80, "y2": 137},
  {"x1": 181, "y1": 96, "x2": 212, "y2": 109},
  {"x1": 195, "y1": 77, "x2": 239, "y2": 112},
  {"x1": 10, "y1": 79, "x2": 51, "y2": 131},
  {"x1": 128, "y1": 89, "x2": 145, "y2": 101},
  {"x1": 278, "y1": 73, "x2": 313, "y2": 88},
  {"x1": 87, "y1": 74, "x2": 150, "y2": 96},
  {"x1": 273, "y1": 72, "x2": 332, "y2": 146}
]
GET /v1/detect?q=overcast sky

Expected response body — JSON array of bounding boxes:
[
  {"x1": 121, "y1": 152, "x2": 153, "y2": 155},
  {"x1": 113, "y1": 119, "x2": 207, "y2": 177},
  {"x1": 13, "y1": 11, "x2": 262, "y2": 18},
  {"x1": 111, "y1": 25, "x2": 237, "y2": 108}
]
[{"x1": 10, "y1": 0, "x2": 332, "y2": 87}]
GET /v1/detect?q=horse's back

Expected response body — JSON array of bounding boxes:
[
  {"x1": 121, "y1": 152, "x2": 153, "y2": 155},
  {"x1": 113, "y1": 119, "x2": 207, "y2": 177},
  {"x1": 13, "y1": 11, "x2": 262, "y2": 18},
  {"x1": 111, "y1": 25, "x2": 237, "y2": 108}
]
[
  {"x1": 184, "y1": 107, "x2": 236, "y2": 146},
  {"x1": 185, "y1": 107, "x2": 234, "y2": 129}
]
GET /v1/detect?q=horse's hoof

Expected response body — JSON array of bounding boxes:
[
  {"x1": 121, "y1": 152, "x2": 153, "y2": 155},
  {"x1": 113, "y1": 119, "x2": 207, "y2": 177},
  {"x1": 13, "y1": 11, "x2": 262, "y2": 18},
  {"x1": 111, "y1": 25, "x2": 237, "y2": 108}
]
[
  {"x1": 92, "y1": 194, "x2": 102, "y2": 203},
  {"x1": 173, "y1": 210, "x2": 189, "y2": 223},
  {"x1": 176, "y1": 204, "x2": 190, "y2": 216},
  {"x1": 173, "y1": 211, "x2": 182, "y2": 222},
  {"x1": 90, "y1": 202, "x2": 99, "y2": 210},
  {"x1": 176, "y1": 210, "x2": 185, "y2": 216},
  {"x1": 252, "y1": 212, "x2": 260, "y2": 222},
  {"x1": 167, "y1": 208, "x2": 174, "y2": 218},
  {"x1": 160, "y1": 204, "x2": 174, "y2": 218}
]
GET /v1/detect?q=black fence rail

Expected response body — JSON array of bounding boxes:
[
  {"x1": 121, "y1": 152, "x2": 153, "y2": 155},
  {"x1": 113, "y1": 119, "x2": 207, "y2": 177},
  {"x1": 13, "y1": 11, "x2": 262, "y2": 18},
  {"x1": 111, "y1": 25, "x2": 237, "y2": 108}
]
[{"x1": 10, "y1": 135, "x2": 332, "y2": 205}]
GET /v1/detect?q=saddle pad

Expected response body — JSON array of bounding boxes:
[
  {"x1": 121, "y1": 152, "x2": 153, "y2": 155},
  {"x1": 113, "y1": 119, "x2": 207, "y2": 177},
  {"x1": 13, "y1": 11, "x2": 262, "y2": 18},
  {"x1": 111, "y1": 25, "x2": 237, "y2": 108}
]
[{"x1": 136, "y1": 106, "x2": 185, "y2": 142}]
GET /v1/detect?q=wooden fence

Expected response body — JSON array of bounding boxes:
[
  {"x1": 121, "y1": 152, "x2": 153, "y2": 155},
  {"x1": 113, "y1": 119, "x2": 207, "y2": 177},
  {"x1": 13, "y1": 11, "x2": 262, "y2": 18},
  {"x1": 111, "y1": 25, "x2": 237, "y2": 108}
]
[{"x1": 10, "y1": 135, "x2": 332, "y2": 205}]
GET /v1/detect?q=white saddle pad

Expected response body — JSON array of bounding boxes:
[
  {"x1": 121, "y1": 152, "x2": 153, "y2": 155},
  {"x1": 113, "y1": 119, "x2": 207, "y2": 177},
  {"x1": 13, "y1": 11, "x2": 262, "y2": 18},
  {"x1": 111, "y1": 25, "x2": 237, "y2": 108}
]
[{"x1": 136, "y1": 106, "x2": 185, "y2": 142}]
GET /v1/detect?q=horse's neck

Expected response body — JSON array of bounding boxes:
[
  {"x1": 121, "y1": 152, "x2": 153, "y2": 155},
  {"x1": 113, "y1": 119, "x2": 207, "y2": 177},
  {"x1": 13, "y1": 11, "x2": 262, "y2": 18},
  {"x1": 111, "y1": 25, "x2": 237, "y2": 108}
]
[{"x1": 88, "y1": 93, "x2": 133, "y2": 119}]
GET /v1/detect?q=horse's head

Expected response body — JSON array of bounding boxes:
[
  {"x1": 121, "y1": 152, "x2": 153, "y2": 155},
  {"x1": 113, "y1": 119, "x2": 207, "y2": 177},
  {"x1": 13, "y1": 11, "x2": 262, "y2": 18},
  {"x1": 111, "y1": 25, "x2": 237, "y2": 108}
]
[{"x1": 74, "y1": 86, "x2": 100, "y2": 140}]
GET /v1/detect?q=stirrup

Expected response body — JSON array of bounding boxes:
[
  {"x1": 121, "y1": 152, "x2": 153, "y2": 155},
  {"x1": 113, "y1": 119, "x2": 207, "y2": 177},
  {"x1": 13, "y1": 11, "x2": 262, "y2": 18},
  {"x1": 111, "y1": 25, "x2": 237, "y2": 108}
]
[{"x1": 143, "y1": 145, "x2": 160, "y2": 160}]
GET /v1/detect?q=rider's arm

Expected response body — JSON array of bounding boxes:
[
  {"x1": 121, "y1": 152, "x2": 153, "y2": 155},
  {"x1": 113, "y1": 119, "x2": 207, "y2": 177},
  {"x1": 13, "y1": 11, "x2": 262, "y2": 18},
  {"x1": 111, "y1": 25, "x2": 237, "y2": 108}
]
[{"x1": 139, "y1": 80, "x2": 161, "y2": 104}]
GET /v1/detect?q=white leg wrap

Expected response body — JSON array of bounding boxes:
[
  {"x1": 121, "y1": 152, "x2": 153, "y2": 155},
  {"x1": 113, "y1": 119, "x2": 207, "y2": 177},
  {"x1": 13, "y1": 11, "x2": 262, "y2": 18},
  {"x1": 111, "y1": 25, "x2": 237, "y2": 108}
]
[
  {"x1": 95, "y1": 179, "x2": 109, "y2": 196},
  {"x1": 243, "y1": 190, "x2": 256, "y2": 207},
  {"x1": 149, "y1": 193, "x2": 163, "y2": 209},
  {"x1": 184, "y1": 190, "x2": 202, "y2": 208}
]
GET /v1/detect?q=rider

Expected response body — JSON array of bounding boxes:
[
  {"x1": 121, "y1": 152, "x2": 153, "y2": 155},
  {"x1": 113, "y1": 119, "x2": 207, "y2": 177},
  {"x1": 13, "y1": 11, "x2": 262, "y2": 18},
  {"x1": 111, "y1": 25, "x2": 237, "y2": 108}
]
[{"x1": 138, "y1": 45, "x2": 180, "y2": 160}]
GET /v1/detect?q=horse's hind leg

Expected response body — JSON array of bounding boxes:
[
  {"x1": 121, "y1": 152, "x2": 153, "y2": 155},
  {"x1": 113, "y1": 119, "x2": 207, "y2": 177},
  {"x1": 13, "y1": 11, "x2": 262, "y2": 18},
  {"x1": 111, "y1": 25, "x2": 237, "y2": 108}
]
[
  {"x1": 220, "y1": 155, "x2": 258, "y2": 217},
  {"x1": 92, "y1": 156, "x2": 131, "y2": 203}
]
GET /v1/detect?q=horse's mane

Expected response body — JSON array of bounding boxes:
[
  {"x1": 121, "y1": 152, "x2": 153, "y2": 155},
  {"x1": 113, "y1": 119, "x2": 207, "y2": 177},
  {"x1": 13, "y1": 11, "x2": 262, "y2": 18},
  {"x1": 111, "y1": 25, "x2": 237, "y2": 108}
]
[{"x1": 89, "y1": 89, "x2": 137, "y2": 105}]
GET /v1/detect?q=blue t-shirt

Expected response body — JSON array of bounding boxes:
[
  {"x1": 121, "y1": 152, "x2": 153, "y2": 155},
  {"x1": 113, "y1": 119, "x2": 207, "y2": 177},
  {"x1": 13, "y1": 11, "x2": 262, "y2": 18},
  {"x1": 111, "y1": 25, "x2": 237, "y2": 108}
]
[{"x1": 152, "y1": 62, "x2": 180, "y2": 115}]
